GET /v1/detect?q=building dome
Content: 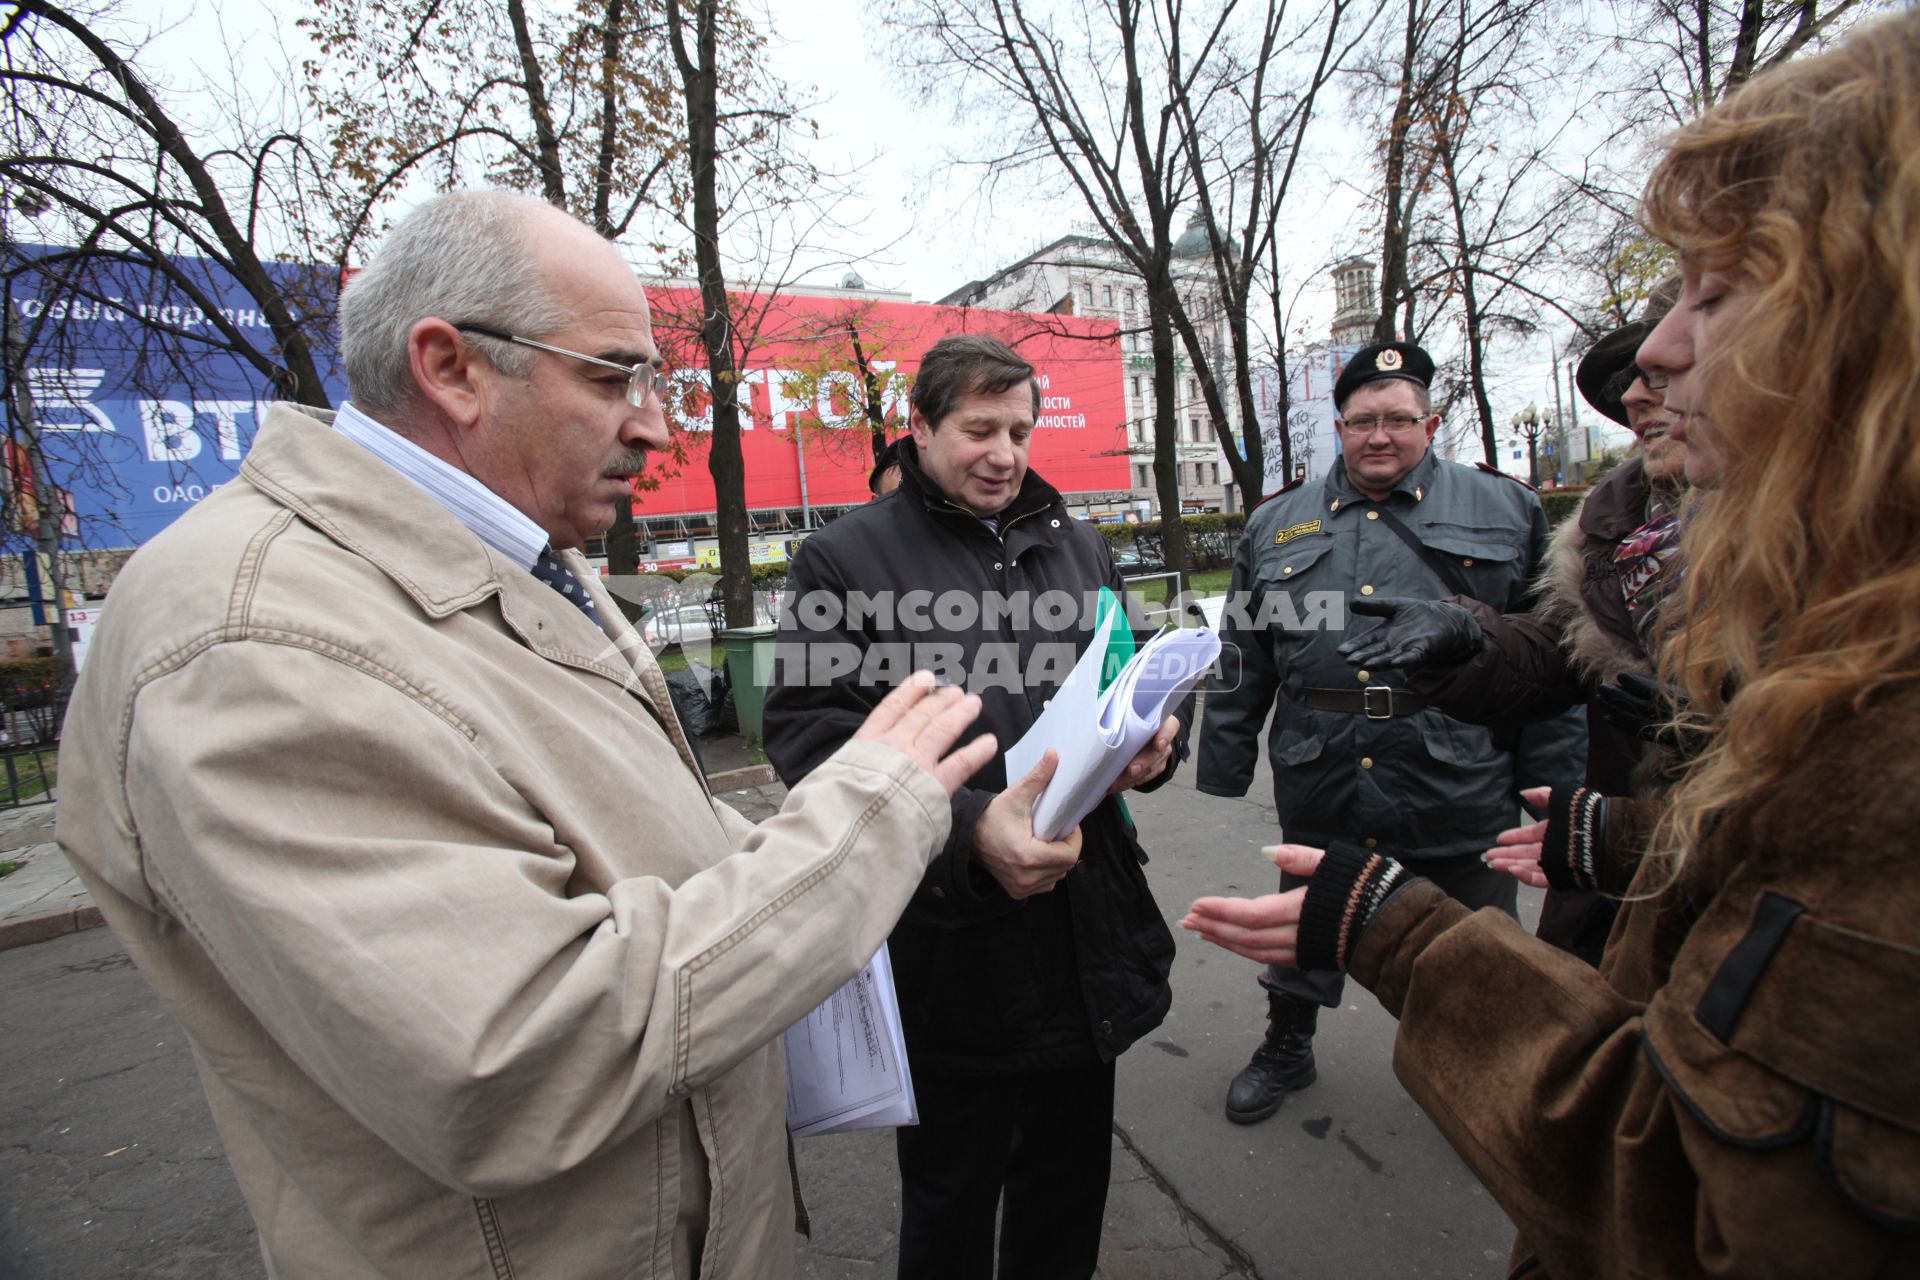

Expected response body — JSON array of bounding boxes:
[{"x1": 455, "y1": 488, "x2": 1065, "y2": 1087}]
[{"x1": 1171, "y1": 213, "x2": 1215, "y2": 259}]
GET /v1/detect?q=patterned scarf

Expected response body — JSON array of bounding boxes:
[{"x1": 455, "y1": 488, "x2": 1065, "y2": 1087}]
[{"x1": 1614, "y1": 508, "x2": 1688, "y2": 660}]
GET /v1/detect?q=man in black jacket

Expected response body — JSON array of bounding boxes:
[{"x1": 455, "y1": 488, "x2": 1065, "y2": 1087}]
[{"x1": 763, "y1": 334, "x2": 1183, "y2": 1280}]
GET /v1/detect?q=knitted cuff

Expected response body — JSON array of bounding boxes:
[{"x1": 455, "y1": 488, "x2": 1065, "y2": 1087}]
[
  {"x1": 1541, "y1": 787, "x2": 1607, "y2": 893},
  {"x1": 1296, "y1": 842, "x2": 1411, "y2": 972}
]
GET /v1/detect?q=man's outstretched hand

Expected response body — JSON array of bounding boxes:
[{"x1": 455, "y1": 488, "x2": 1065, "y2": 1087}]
[
  {"x1": 852, "y1": 672, "x2": 998, "y2": 794},
  {"x1": 1337, "y1": 597, "x2": 1483, "y2": 672}
]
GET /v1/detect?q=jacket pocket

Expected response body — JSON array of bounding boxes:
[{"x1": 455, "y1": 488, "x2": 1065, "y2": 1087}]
[
  {"x1": 1646, "y1": 890, "x2": 1920, "y2": 1231},
  {"x1": 1416, "y1": 716, "x2": 1498, "y2": 768},
  {"x1": 1271, "y1": 729, "x2": 1326, "y2": 767},
  {"x1": 1252, "y1": 536, "x2": 1336, "y2": 593},
  {"x1": 1417, "y1": 521, "x2": 1524, "y2": 569},
  {"x1": 1417, "y1": 522, "x2": 1527, "y2": 607},
  {"x1": 1404, "y1": 714, "x2": 1509, "y2": 833}
]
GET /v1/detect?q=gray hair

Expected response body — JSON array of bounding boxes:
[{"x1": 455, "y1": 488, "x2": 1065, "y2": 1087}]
[{"x1": 340, "y1": 190, "x2": 575, "y2": 415}]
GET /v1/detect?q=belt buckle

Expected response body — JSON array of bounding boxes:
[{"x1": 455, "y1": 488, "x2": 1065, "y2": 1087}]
[{"x1": 1363, "y1": 685, "x2": 1395, "y2": 719}]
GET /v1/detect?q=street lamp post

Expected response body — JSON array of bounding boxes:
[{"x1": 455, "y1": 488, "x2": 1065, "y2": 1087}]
[{"x1": 1510, "y1": 402, "x2": 1549, "y2": 487}]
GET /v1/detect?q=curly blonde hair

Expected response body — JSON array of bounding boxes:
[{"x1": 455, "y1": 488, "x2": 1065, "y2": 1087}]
[{"x1": 1640, "y1": 9, "x2": 1920, "y2": 882}]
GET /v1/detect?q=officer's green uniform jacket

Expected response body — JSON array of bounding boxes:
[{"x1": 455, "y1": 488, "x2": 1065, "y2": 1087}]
[{"x1": 1198, "y1": 449, "x2": 1584, "y2": 859}]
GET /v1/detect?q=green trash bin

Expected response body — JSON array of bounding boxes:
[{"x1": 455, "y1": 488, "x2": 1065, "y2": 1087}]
[{"x1": 720, "y1": 624, "x2": 780, "y2": 743}]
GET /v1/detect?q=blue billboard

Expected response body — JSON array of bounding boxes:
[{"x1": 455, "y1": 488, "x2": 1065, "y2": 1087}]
[{"x1": 3, "y1": 244, "x2": 346, "y2": 548}]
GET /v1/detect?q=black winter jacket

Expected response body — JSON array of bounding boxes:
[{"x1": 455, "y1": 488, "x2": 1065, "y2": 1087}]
[
  {"x1": 1413, "y1": 456, "x2": 1673, "y2": 796},
  {"x1": 762, "y1": 441, "x2": 1179, "y2": 1076}
]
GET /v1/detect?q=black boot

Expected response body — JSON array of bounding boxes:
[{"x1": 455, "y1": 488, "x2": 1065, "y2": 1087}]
[{"x1": 1224, "y1": 992, "x2": 1319, "y2": 1125}]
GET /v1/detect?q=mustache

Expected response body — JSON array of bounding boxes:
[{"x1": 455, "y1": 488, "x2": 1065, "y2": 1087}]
[{"x1": 603, "y1": 450, "x2": 650, "y2": 476}]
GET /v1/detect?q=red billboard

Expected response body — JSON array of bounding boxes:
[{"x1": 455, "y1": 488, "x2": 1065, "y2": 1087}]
[{"x1": 634, "y1": 288, "x2": 1128, "y2": 516}]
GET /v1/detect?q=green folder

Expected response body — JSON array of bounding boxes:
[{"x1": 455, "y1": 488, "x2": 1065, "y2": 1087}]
[
  {"x1": 1095, "y1": 586, "x2": 1136, "y2": 693},
  {"x1": 1094, "y1": 586, "x2": 1140, "y2": 829}
]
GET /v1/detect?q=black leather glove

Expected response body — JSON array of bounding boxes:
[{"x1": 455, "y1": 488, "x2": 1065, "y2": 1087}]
[
  {"x1": 1590, "y1": 672, "x2": 1671, "y2": 742},
  {"x1": 1592, "y1": 671, "x2": 1708, "y2": 759},
  {"x1": 1337, "y1": 597, "x2": 1484, "y2": 671}
]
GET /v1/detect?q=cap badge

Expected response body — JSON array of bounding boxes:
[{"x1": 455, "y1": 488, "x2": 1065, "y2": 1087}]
[{"x1": 1377, "y1": 349, "x2": 1403, "y2": 371}]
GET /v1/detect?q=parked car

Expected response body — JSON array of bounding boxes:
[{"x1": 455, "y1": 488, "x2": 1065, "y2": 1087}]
[{"x1": 1112, "y1": 546, "x2": 1167, "y2": 575}]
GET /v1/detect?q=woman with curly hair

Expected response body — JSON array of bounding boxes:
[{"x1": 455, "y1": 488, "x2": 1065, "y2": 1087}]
[{"x1": 1183, "y1": 12, "x2": 1920, "y2": 1277}]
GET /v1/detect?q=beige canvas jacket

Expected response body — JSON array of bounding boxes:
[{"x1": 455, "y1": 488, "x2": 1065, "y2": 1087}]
[{"x1": 57, "y1": 404, "x2": 953, "y2": 1278}]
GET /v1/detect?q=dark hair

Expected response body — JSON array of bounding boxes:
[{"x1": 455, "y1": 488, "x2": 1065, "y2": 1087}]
[
  {"x1": 910, "y1": 334, "x2": 1040, "y2": 429},
  {"x1": 867, "y1": 436, "x2": 905, "y2": 495}
]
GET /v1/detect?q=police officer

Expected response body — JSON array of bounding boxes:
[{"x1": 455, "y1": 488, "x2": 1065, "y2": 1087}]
[{"x1": 1197, "y1": 341, "x2": 1584, "y2": 1125}]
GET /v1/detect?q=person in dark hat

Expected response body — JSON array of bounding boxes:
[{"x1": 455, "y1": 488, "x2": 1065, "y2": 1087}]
[
  {"x1": 867, "y1": 435, "x2": 905, "y2": 497},
  {"x1": 1575, "y1": 275, "x2": 1686, "y2": 490},
  {"x1": 1332, "y1": 281, "x2": 1693, "y2": 966},
  {"x1": 1198, "y1": 339, "x2": 1587, "y2": 1125}
]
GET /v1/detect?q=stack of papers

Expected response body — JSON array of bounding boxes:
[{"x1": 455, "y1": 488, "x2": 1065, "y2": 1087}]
[
  {"x1": 1006, "y1": 598, "x2": 1221, "y2": 841},
  {"x1": 784, "y1": 943, "x2": 917, "y2": 1137}
]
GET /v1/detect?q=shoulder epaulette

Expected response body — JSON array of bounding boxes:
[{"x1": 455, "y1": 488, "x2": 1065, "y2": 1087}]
[
  {"x1": 1475, "y1": 461, "x2": 1536, "y2": 491},
  {"x1": 1249, "y1": 474, "x2": 1307, "y2": 512}
]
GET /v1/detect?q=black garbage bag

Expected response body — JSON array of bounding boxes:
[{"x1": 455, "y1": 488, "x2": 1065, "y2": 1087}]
[
  {"x1": 705, "y1": 663, "x2": 738, "y2": 735},
  {"x1": 663, "y1": 665, "x2": 738, "y2": 741},
  {"x1": 662, "y1": 669, "x2": 719, "y2": 765}
]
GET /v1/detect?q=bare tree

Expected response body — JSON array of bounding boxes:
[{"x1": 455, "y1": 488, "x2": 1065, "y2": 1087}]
[
  {"x1": 302, "y1": 0, "x2": 697, "y2": 605},
  {"x1": 879, "y1": 0, "x2": 1279, "y2": 582},
  {"x1": 0, "y1": 0, "x2": 346, "y2": 660},
  {"x1": 1354, "y1": 0, "x2": 1449, "y2": 344},
  {"x1": 1, "y1": 1, "x2": 338, "y2": 406},
  {"x1": 307, "y1": 0, "x2": 850, "y2": 626},
  {"x1": 1551, "y1": 0, "x2": 1875, "y2": 345},
  {"x1": 1413, "y1": 0, "x2": 1580, "y2": 463},
  {"x1": 1171, "y1": 0, "x2": 1373, "y2": 498},
  {"x1": 300, "y1": 0, "x2": 690, "y2": 251},
  {"x1": 1609, "y1": 0, "x2": 1873, "y2": 125}
]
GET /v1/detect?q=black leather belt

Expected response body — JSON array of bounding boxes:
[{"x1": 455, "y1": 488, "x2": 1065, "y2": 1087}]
[{"x1": 1299, "y1": 686, "x2": 1429, "y2": 719}]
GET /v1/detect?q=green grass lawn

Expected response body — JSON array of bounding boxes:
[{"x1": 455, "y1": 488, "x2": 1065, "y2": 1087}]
[
  {"x1": 1129, "y1": 569, "x2": 1232, "y2": 607},
  {"x1": 654, "y1": 646, "x2": 691, "y2": 675}
]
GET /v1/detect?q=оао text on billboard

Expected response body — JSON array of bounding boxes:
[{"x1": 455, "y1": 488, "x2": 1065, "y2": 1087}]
[{"x1": 4, "y1": 244, "x2": 346, "y2": 548}]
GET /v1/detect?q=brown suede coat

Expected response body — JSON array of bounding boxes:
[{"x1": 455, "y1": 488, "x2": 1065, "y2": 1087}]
[{"x1": 1350, "y1": 681, "x2": 1920, "y2": 1279}]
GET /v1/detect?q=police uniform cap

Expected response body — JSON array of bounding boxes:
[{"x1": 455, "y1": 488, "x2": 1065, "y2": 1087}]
[{"x1": 1334, "y1": 342, "x2": 1435, "y2": 412}]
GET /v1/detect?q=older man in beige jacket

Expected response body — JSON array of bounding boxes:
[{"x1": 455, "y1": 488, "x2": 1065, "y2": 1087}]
[{"x1": 56, "y1": 191, "x2": 1045, "y2": 1279}]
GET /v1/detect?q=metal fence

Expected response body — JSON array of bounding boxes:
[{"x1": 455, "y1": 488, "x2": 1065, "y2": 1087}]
[
  {"x1": 0, "y1": 745, "x2": 58, "y2": 809},
  {"x1": 0, "y1": 672, "x2": 72, "y2": 811}
]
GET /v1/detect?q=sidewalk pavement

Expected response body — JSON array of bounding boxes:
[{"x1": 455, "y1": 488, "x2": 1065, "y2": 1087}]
[{"x1": 0, "y1": 798, "x2": 85, "y2": 951}]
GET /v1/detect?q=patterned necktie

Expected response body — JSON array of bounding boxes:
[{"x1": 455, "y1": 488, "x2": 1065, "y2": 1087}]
[{"x1": 531, "y1": 548, "x2": 602, "y2": 627}]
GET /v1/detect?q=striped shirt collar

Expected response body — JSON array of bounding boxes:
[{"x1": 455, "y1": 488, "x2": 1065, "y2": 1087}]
[{"x1": 333, "y1": 401, "x2": 548, "y2": 570}]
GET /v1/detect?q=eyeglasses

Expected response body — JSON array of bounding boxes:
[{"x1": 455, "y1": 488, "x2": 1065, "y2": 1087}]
[
  {"x1": 1339, "y1": 413, "x2": 1429, "y2": 435},
  {"x1": 1603, "y1": 362, "x2": 1646, "y2": 402},
  {"x1": 456, "y1": 324, "x2": 669, "y2": 406}
]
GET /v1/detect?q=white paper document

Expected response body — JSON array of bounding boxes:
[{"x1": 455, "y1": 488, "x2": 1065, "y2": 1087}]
[
  {"x1": 784, "y1": 942, "x2": 918, "y2": 1137},
  {"x1": 1005, "y1": 614, "x2": 1221, "y2": 841}
]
